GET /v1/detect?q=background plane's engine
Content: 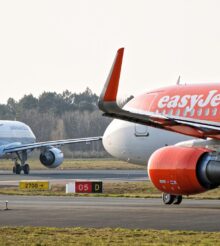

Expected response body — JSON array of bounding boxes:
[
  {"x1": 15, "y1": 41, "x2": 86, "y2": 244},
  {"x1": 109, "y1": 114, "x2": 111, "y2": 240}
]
[
  {"x1": 39, "y1": 147, "x2": 64, "y2": 168},
  {"x1": 148, "y1": 146, "x2": 220, "y2": 195}
]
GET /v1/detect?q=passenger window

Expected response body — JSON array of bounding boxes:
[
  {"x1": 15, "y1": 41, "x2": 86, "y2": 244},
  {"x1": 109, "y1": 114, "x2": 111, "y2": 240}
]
[
  {"x1": 197, "y1": 108, "x2": 202, "y2": 116},
  {"x1": 205, "y1": 108, "x2": 210, "y2": 116},
  {"x1": 190, "y1": 109, "x2": 195, "y2": 117},
  {"x1": 135, "y1": 124, "x2": 149, "y2": 137},
  {"x1": 183, "y1": 109, "x2": 187, "y2": 116},
  {"x1": 175, "y1": 109, "x2": 180, "y2": 116},
  {"x1": 168, "y1": 109, "x2": 173, "y2": 115},
  {"x1": 212, "y1": 108, "x2": 217, "y2": 116}
]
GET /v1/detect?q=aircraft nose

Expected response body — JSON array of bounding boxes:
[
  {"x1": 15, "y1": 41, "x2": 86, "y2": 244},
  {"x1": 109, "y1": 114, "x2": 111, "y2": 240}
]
[
  {"x1": 102, "y1": 122, "x2": 115, "y2": 154},
  {"x1": 102, "y1": 119, "x2": 130, "y2": 160},
  {"x1": 102, "y1": 119, "x2": 151, "y2": 165}
]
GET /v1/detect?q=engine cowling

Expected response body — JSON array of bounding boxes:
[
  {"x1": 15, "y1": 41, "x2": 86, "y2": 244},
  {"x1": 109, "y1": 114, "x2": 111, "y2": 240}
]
[
  {"x1": 39, "y1": 147, "x2": 64, "y2": 168},
  {"x1": 148, "y1": 146, "x2": 220, "y2": 195}
]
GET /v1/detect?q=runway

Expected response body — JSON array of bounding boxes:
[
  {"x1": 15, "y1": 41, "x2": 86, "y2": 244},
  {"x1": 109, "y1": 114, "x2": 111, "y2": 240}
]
[
  {"x1": 0, "y1": 169, "x2": 147, "y2": 186},
  {"x1": 0, "y1": 195, "x2": 220, "y2": 231},
  {"x1": 0, "y1": 170, "x2": 219, "y2": 231}
]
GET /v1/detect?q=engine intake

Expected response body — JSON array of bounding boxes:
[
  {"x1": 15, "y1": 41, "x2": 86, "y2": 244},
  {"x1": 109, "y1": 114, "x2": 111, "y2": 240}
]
[
  {"x1": 148, "y1": 146, "x2": 220, "y2": 195},
  {"x1": 197, "y1": 152, "x2": 220, "y2": 189},
  {"x1": 39, "y1": 147, "x2": 64, "y2": 168}
]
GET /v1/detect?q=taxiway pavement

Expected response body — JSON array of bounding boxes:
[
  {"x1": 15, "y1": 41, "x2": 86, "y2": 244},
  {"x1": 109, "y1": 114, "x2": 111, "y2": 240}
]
[
  {"x1": 0, "y1": 169, "x2": 147, "y2": 186},
  {"x1": 0, "y1": 170, "x2": 219, "y2": 231},
  {"x1": 0, "y1": 196, "x2": 219, "y2": 231}
]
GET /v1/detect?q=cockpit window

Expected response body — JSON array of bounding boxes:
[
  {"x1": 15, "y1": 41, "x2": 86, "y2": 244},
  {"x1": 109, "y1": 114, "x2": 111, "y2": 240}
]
[{"x1": 10, "y1": 126, "x2": 28, "y2": 130}]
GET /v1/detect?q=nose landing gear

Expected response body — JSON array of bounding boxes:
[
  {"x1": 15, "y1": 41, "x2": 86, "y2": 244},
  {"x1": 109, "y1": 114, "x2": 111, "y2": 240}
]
[{"x1": 162, "y1": 193, "x2": 182, "y2": 205}]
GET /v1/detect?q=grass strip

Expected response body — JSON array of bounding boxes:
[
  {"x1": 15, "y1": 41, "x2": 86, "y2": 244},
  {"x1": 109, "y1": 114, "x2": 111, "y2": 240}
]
[
  {"x1": 0, "y1": 158, "x2": 145, "y2": 170},
  {"x1": 0, "y1": 227, "x2": 220, "y2": 246},
  {"x1": 1, "y1": 181, "x2": 220, "y2": 200}
]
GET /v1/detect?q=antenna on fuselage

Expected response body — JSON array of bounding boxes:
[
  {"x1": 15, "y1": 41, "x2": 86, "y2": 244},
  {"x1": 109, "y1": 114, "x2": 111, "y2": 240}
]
[{"x1": 176, "y1": 76, "x2": 181, "y2": 85}]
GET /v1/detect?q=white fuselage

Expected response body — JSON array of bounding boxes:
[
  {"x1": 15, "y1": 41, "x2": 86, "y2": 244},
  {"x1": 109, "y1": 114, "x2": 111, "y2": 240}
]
[
  {"x1": 103, "y1": 119, "x2": 192, "y2": 165},
  {"x1": 0, "y1": 120, "x2": 36, "y2": 158}
]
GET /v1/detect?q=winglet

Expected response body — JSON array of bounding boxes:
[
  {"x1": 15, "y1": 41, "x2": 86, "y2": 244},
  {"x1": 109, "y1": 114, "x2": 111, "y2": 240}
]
[
  {"x1": 98, "y1": 48, "x2": 124, "y2": 111},
  {"x1": 176, "y1": 75, "x2": 181, "y2": 85}
]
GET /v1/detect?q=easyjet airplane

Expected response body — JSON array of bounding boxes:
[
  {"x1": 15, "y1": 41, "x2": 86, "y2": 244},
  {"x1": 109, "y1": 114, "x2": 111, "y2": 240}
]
[
  {"x1": 99, "y1": 48, "x2": 220, "y2": 205},
  {"x1": 0, "y1": 120, "x2": 101, "y2": 175}
]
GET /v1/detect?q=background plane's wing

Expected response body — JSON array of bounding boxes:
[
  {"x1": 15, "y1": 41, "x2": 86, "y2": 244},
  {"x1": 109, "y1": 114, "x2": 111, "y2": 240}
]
[
  {"x1": 3, "y1": 136, "x2": 102, "y2": 153},
  {"x1": 98, "y1": 48, "x2": 220, "y2": 139}
]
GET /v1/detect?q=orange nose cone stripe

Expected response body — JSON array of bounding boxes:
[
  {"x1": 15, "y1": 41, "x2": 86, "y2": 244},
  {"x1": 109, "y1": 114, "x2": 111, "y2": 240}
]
[{"x1": 103, "y1": 48, "x2": 124, "y2": 101}]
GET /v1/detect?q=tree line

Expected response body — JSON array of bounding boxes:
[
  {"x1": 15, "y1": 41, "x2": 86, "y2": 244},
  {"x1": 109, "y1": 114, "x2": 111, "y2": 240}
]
[{"x1": 0, "y1": 88, "x2": 133, "y2": 158}]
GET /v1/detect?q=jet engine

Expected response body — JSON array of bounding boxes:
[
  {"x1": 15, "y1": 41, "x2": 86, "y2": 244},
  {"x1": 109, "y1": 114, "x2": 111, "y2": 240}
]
[
  {"x1": 39, "y1": 147, "x2": 64, "y2": 168},
  {"x1": 148, "y1": 146, "x2": 220, "y2": 195}
]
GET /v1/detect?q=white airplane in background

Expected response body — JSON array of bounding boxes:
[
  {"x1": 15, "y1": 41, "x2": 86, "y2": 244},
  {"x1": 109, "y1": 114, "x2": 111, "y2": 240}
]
[{"x1": 0, "y1": 120, "x2": 101, "y2": 175}]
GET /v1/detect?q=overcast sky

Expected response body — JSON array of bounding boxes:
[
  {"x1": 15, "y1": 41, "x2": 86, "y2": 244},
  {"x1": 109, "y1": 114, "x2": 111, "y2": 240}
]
[{"x1": 0, "y1": 0, "x2": 220, "y2": 103}]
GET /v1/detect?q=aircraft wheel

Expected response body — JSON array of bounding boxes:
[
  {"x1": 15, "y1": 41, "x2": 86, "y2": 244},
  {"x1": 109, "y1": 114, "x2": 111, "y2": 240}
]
[
  {"x1": 23, "y1": 164, "x2": 30, "y2": 175},
  {"x1": 15, "y1": 164, "x2": 21, "y2": 175},
  {"x1": 173, "y1": 195, "x2": 183, "y2": 205},
  {"x1": 162, "y1": 193, "x2": 175, "y2": 205}
]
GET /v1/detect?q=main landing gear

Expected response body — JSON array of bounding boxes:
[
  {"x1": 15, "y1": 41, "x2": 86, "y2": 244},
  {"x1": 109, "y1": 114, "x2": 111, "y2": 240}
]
[
  {"x1": 12, "y1": 150, "x2": 30, "y2": 175},
  {"x1": 13, "y1": 163, "x2": 30, "y2": 175},
  {"x1": 162, "y1": 193, "x2": 183, "y2": 205}
]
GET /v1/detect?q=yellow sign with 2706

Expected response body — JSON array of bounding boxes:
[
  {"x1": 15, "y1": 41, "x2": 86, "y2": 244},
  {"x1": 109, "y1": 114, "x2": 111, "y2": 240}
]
[{"x1": 19, "y1": 180, "x2": 50, "y2": 191}]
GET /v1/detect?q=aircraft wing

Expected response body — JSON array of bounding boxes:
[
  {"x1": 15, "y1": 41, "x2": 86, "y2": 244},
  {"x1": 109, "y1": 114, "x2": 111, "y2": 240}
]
[
  {"x1": 3, "y1": 136, "x2": 102, "y2": 153},
  {"x1": 98, "y1": 48, "x2": 220, "y2": 139}
]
